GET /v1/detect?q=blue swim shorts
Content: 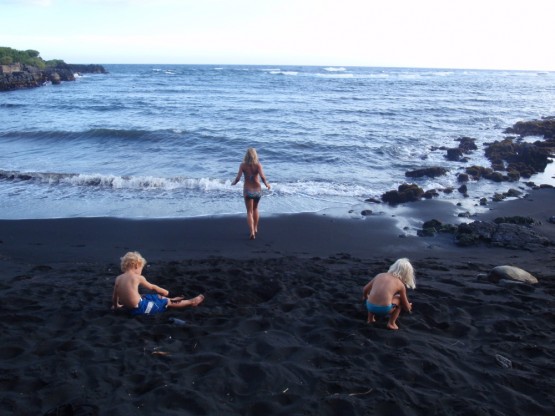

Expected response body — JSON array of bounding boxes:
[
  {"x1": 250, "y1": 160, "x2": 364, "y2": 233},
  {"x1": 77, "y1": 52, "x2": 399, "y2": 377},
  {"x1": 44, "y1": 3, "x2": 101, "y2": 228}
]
[
  {"x1": 365, "y1": 300, "x2": 395, "y2": 316},
  {"x1": 130, "y1": 294, "x2": 169, "y2": 316}
]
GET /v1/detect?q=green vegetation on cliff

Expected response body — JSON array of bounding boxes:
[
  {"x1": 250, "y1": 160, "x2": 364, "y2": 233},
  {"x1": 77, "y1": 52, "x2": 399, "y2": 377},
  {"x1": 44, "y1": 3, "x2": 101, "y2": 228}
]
[
  {"x1": 1, "y1": 46, "x2": 106, "y2": 91},
  {"x1": 0, "y1": 46, "x2": 65, "y2": 69}
]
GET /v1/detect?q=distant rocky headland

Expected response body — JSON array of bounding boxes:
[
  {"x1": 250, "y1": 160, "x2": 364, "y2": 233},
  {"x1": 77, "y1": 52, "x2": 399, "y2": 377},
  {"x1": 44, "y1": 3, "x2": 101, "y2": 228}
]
[{"x1": 0, "y1": 46, "x2": 107, "y2": 92}]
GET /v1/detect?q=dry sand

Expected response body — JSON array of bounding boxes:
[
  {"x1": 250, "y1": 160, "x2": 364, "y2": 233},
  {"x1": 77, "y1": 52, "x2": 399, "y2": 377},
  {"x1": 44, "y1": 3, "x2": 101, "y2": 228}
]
[{"x1": 1, "y1": 189, "x2": 554, "y2": 415}]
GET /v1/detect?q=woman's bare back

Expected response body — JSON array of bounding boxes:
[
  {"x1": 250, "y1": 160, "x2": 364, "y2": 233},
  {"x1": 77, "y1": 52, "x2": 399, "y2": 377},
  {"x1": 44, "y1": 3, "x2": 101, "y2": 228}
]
[{"x1": 241, "y1": 163, "x2": 262, "y2": 191}]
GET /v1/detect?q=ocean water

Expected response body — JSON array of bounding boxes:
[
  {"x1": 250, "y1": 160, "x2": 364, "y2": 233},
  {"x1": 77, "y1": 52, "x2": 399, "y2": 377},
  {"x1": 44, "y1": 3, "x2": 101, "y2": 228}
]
[{"x1": 0, "y1": 65, "x2": 554, "y2": 220}]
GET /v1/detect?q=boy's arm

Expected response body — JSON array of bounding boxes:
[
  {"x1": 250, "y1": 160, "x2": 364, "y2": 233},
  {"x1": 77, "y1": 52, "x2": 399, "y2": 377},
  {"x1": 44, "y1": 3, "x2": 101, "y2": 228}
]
[
  {"x1": 139, "y1": 276, "x2": 169, "y2": 297},
  {"x1": 362, "y1": 279, "x2": 374, "y2": 300}
]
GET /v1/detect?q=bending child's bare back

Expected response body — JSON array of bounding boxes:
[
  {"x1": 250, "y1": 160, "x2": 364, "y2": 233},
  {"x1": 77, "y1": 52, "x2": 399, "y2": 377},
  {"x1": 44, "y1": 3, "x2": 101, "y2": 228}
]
[
  {"x1": 366, "y1": 273, "x2": 408, "y2": 306},
  {"x1": 362, "y1": 258, "x2": 415, "y2": 330}
]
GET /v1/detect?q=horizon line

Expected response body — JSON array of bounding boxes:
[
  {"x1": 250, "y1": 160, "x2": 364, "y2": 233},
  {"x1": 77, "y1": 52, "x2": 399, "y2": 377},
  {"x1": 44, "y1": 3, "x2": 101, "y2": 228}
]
[{"x1": 70, "y1": 62, "x2": 554, "y2": 73}]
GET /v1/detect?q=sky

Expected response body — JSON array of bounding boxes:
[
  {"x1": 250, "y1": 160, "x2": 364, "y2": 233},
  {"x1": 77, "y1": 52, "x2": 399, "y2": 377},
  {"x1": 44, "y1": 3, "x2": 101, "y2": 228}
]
[{"x1": 1, "y1": 0, "x2": 554, "y2": 71}]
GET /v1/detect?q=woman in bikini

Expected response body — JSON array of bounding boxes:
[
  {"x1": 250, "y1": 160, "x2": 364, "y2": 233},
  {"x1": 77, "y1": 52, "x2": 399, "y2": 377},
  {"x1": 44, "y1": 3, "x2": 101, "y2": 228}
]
[{"x1": 231, "y1": 148, "x2": 271, "y2": 239}]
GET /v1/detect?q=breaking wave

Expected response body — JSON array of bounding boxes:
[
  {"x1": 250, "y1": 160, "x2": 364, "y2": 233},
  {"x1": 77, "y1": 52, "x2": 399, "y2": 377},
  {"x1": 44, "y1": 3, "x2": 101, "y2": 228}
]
[
  {"x1": 0, "y1": 169, "x2": 227, "y2": 191},
  {"x1": 0, "y1": 169, "x2": 372, "y2": 198}
]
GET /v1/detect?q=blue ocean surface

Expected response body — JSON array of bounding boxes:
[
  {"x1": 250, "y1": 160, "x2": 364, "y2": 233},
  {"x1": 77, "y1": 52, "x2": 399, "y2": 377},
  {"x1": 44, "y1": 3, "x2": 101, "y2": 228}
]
[{"x1": 0, "y1": 65, "x2": 554, "y2": 219}]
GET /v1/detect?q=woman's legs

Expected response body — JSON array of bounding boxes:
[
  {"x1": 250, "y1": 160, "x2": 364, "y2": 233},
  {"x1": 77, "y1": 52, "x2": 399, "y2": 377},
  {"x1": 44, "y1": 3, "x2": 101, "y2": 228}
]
[
  {"x1": 244, "y1": 197, "x2": 255, "y2": 239},
  {"x1": 253, "y1": 198, "x2": 260, "y2": 235}
]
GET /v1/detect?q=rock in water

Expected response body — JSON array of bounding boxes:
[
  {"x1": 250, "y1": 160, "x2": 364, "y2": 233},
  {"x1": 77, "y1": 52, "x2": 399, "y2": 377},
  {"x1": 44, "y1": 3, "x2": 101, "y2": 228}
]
[
  {"x1": 488, "y1": 265, "x2": 538, "y2": 284},
  {"x1": 50, "y1": 72, "x2": 61, "y2": 84}
]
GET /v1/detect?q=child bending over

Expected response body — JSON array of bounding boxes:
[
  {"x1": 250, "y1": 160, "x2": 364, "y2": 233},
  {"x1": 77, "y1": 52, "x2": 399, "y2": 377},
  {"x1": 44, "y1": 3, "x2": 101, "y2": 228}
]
[
  {"x1": 362, "y1": 258, "x2": 415, "y2": 330},
  {"x1": 112, "y1": 251, "x2": 204, "y2": 316}
]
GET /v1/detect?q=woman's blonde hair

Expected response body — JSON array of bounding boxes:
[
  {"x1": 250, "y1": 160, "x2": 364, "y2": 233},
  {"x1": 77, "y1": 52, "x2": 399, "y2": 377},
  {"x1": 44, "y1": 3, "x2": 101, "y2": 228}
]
[
  {"x1": 243, "y1": 148, "x2": 259, "y2": 165},
  {"x1": 120, "y1": 251, "x2": 146, "y2": 272},
  {"x1": 388, "y1": 258, "x2": 415, "y2": 289}
]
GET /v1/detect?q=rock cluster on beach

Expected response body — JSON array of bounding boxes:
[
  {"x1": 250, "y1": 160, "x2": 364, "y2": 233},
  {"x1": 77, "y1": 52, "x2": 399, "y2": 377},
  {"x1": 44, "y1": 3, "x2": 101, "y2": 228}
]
[
  {"x1": 0, "y1": 62, "x2": 107, "y2": 91},
  {"x1": 418, "y1": 215, "x2": 552, "y2": 250},
  {"x1": 378, "y1": 117, "x2": 555, "y2": 206},
  {"x1": 487, "y1": 265, "x2": 539, "y2": 284}
]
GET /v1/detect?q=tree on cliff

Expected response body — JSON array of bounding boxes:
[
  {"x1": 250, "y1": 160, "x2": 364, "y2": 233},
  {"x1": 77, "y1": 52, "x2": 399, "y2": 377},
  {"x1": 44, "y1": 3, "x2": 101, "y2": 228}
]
[
  {"x1": 1, "y1": 46, "x2": 107, "y2": 92},
  {"x1": 0, "y1": 46, "x2": 66, "y2": 69}
]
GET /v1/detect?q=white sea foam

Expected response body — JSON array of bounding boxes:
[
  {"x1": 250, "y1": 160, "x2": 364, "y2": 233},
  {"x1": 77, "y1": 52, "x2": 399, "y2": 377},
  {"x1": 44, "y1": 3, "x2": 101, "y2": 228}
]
[
  {"x1": 316, "y1": 73, "x2": 354, "y2": 79},
  {"x1": 270, "y1": 71, "x2": 298, "y2": 76},
  {"x1": 65, "y1": 174, "x2": 230, "y2": 191},
  {"x1": 0, "y1": 169, "x2": 375, "y2": 198},
  {"x1": 431, "y1": 71, "x2": 454, "y2": 77},
  {"x1": 272, "y1": 180, "x2": 369, "y2": 197},
  {"x1": 364, "y1": 73, "x2": 390, "y2": 79},
  {"x1": 323, "y1": 67, "x2": 347, "y2": 72}
]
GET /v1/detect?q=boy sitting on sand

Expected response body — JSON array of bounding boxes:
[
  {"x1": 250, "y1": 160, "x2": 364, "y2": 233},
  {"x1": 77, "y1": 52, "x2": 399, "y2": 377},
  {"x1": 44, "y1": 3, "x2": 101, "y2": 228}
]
[
  {"x1": 112, "y1": 251, "x2": 204, "y2": 316},
  {"x1": 362, "y1": 258, "x2": 415, "y2": 330}
]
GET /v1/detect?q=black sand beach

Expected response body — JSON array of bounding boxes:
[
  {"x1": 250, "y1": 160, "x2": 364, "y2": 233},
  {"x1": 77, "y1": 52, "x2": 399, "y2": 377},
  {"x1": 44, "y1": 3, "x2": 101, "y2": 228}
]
[{"x1": 1, "y1": 189, "x2": 554, "y2": 415}]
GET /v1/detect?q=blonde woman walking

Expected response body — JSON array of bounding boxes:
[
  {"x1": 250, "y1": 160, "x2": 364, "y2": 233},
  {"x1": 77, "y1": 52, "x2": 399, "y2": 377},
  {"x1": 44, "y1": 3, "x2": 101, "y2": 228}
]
[{"x1": 232, "y1": 148, "x2": 271, "y2": 239}]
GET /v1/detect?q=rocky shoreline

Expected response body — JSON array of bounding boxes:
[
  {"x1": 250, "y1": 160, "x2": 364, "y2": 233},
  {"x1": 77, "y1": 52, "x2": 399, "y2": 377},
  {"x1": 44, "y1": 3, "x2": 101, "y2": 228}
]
[
  {"x1": 376, "y1": 117, "x2": 555, "y2": 205},
  {"x1": 361, "y1": 117, "x2": 555, "y2": 252},
  {"x1": 0, "y1": 62, "x2": 107, "y2": 92}
]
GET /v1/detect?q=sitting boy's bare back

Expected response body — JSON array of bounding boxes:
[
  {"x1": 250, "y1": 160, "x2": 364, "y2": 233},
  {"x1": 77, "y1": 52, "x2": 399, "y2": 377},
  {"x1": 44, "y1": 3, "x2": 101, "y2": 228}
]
[{"x1": 113, "y1": 271, "x2": 163, "y2": 309}]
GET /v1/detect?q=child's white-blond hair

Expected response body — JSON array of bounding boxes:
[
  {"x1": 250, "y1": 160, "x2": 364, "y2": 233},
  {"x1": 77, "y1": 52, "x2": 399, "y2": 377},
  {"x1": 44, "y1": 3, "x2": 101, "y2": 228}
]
[
  {"x1": 388, "y1": 258, "x2": 415, "y2": 289},
  {"x1": 120, "y1": 251, "x2": 146, "y2": 272}
]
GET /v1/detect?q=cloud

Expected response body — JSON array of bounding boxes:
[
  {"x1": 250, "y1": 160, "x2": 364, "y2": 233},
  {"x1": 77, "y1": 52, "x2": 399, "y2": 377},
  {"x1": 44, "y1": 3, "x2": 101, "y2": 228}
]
[{"x1": 1, "y1": 0, "x2": 54, "y2": 5}]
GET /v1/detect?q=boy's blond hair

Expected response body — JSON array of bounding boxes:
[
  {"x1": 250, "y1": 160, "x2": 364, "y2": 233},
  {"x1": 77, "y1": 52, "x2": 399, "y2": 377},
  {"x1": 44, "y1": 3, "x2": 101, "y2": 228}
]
[
  {"x1": 120, "y1": 251, "x2": 146, "y2": 272},
  {"x1": 388, "y1": 258, "x2": 416, "y2": 289}
]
